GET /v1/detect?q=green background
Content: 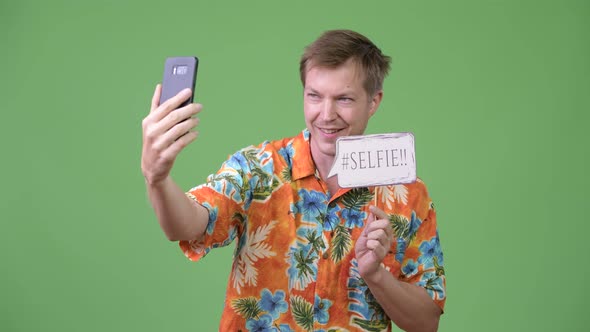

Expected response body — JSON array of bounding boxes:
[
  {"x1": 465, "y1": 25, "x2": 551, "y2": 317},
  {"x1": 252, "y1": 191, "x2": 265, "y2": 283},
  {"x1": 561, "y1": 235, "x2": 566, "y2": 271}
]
[{"x1": 1, "y1": 0, "x2": 588, "y2": 331}]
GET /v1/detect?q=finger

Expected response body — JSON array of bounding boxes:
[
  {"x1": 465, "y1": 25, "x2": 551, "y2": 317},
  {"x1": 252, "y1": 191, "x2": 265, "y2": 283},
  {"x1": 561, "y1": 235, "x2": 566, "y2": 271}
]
[
  {"x1": 150, "y1": 84, "x2": 162, "y2": 113},
  {"x1": 367, "y1": 229, "x2": 388, "y2": 242},
  {"x1": 161, "y1": 130, "x2": 199, "y2": 161},
  {"x1": 171, "y1": 117, "x2": 200, "y2": 142},
  {"x1": 148, "y1": 103, "x2": 202, "y2": 141},
  {"x1": 363, "y1": 212, "x2": 375, "y2": 236},
  {"x1": 374, "y1": 219, "x2": 394, "y2": 238},
  {"x1": 152, "y1": 88, "x2": 193, "y2": 122},
  {"x1": 369, "y1": 205, "x2": 389, "y2": 221},
  {"x1": 370, "y1": 241, "x2": 389, "y2": 260},
  {"x1": 368, "y1": 206, "x2": 393, "y2": 238},
  {"x1": 367, "y1": 229, "x2": 391, "y2": 248},
  {"x1": 159, "y1": 103, "x2": 203, "y2": 133},
  {"x1": 153, "y1": 117, "x2": 200, "y2": 151},
  {"x1": 364, "y1": 219, "x2": 391, "y2": 237},
  {"x1": 355, "y1": 232, "x2": 368, "y2": 250},
  {"x1": 366, "y1": 239, "x2": 388, "y2": 259}
]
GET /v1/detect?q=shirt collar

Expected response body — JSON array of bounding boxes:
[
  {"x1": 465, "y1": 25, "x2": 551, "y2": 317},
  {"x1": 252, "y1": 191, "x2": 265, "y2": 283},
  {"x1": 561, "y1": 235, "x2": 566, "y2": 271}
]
[{"x1": 291, "y1": 128, "x2": 317, "y2": 181}]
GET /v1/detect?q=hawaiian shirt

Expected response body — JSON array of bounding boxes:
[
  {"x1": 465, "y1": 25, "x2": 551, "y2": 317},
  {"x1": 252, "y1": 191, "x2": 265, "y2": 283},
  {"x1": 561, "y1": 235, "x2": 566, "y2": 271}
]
[{"x1": 181, "y1": 129, "x2": 446, "y2": 332}]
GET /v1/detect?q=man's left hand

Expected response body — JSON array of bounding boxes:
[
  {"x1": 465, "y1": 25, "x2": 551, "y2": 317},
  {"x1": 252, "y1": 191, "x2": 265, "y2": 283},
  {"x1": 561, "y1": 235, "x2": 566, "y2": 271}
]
[{"x1": 355, "y1": 205, "x2": 393, "y2": 282}]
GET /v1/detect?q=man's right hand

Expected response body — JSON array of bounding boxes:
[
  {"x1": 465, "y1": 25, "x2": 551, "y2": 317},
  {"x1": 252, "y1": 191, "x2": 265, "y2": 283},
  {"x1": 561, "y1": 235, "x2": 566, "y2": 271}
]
[{"x1": 141, "y1": 84, "x2": 203, "y2": 185}]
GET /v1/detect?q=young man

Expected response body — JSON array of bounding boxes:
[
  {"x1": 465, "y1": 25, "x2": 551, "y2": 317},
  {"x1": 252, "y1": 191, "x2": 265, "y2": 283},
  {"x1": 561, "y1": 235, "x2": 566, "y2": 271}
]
[{"x1": 142, "y1": 30, "x2": 446, "y2": 331}]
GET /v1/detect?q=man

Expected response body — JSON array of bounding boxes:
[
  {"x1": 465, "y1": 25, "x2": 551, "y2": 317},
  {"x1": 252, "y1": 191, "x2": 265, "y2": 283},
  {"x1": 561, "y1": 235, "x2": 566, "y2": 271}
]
[{"x1": 142, "y1": 30, "x2": 446, "y2": 331}]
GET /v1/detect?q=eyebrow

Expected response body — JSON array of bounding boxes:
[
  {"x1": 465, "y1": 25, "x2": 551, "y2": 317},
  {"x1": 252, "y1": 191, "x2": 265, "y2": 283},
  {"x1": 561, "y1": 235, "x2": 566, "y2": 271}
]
[
  {"x1": 305, "y1": 87, "x2": 357, "y2": 97},
  {"x1": 336, "y1": 92, "x2": 356, "y2": 98}
]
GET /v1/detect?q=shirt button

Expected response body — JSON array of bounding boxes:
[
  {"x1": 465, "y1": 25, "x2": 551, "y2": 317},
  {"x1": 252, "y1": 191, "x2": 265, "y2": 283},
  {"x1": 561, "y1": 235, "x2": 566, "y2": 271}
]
[{"x1": 322, "y1": 251, "x2": 329, "y2": 259}]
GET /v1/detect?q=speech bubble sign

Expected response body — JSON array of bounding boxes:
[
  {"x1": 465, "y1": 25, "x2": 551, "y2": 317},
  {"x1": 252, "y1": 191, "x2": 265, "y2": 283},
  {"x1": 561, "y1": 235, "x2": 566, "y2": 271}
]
[{"x1": 327, "y1": 133, "x2": 416, "y2": 188}]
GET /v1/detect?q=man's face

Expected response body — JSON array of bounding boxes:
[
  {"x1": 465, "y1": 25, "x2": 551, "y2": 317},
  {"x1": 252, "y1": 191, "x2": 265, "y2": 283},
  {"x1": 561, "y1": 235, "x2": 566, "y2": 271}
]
[{"x1": 303, "y1": 59, "x2": 383, "y2": 159}]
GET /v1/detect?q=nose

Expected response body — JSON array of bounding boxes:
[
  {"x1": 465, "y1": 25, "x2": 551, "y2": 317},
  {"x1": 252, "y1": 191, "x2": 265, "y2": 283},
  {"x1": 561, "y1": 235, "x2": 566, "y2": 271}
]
[{"x1": 320, "y1": 100, "x2": 338, "y2": 121}]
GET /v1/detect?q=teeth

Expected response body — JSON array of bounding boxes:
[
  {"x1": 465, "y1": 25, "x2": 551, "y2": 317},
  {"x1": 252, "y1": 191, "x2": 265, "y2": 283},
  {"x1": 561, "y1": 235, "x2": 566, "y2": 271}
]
[{"x1": 321, "y1": 129, "x2": 340, "y2": 134}]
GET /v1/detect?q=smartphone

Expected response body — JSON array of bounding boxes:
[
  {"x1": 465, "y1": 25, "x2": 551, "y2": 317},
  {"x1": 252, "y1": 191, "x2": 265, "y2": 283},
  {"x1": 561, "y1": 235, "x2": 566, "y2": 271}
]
[{"x1": 160, "y1": 56, "x2": 199, "y2": 108}]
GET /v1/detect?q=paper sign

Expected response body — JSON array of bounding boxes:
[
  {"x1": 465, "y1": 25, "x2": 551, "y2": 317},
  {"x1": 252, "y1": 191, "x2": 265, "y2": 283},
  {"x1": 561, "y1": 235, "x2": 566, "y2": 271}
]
[{"x1": 327, "y1": 133, "x2": 416, "y2": 188}]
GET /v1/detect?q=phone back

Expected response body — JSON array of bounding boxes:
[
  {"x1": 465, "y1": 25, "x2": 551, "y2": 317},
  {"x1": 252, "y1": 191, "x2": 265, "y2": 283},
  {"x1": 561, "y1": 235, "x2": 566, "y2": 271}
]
[{"x1": 160, "y1": 56, "x2": 198, "y2": 107}]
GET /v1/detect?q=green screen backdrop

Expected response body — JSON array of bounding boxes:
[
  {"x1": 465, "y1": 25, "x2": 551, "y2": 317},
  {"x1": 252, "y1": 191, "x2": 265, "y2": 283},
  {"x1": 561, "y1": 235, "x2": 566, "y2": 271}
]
[{"x1": 1, "y1": 0, "x2": 589, "y2": 331}]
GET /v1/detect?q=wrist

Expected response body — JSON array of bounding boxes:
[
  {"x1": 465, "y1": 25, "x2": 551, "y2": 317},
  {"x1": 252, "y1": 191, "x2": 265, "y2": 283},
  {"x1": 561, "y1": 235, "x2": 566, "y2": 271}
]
[
  {"x1": 362, "y1": 265, "x2": 387, "y2": 285},
  {"x1": 144, "y1": 174, "x2": 170, "y2": 189}
]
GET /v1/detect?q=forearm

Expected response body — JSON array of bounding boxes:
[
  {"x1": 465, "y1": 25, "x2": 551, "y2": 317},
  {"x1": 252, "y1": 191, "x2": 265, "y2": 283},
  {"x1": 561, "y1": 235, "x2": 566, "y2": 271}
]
[
  {"x1": 146, "y1": 176, "x2": 209, "y2": 241},
  {"x1": 364, "y1": 267, "x2": 441, "y2": 332}
]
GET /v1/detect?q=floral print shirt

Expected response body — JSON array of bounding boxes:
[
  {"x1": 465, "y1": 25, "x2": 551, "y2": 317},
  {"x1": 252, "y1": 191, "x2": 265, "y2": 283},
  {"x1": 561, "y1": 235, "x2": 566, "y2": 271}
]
[{"x1": 181, "y1": 129, "x2": 446, "y2": 331}]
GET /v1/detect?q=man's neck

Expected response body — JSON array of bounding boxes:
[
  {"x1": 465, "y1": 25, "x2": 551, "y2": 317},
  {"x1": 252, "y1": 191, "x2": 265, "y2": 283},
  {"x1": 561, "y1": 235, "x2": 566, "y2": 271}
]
[{"x1": 310, "y1": 143, "x2": 341, "y2": 196}]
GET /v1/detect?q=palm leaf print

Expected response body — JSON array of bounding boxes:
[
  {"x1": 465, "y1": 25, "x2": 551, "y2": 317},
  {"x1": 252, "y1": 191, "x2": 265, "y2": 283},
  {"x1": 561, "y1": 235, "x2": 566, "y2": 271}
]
[
  {"x1": 392, "y1": 184, "x2": 408, "y2": 205},
  {"x1": 250, "y1": 165, "x2": 271, "y2": 187},
  {"x1": 252, "y1": 175, "x2": 282, "y2": 201},
  {"x1": 374, "y1": 186, "x2": 394, "y2": 209},
  {"x1": 271, "y1": 175, "x2": 281, "y2": 191},
  {"x1": 364, "y1": 289, "x2": 386, "y2": 322},
  {"x1": 341, "y1": 188, "x2": 373, "y2": 211},
  {"x1": 294, "y1": 247, "x2": 316, "y2": 280},
  {"x1": 281, "y1": 166, "x2": 292, "y2": 182},
  {"x1": 231, "y1": 297, "x2": 262, "y2": 320},
  {"x1": 242, "y1": 149, "x2": 270, "y2": 186},
  {"x1": 290, "y1": 296, "x2": 314, "y2": 331},
  {"x1": 232, "y1": 221, "x2": 277, "y2": 294},
  {"x1": 424, "y1": 276, "x2": 441, "y2": 293},
  {"x1": 242, "y1": 147, "x2": 259, "y2": 162},
  {"x1": 241, "y1": 148, "x2": 281, "y2": 201},
  {"x1": 209, "y1": 173, "x2": 245, "y2": 201},
  {"x1": 304, "y1": 230, "x2": 325, "y2": 253},
  {"x1": 330, "y1": 224, "x2": 352, "y2": 263},
  {"x1": 434, "y1": 256, "x2": 445, "y2": 277},
  {"x1": 351, "y1": 317, "x2": 389, "y2": 332},
  {"x1": 389, "y1": 214, "x2": 410, "y2": 239}
]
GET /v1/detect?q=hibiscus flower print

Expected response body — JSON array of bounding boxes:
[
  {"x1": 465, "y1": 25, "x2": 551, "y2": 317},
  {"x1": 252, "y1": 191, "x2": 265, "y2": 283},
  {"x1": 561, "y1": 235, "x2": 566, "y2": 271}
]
[
  {"x1": 246, "y1": 314, "x2": 275, "y2": 332},
  {"x1": 259, "y1": 289, "x2": 288, "y2": 320},
  {"x1": 418, "y1": 237, "x2": 443, "y2": 269},
  {"x1": 402, "y1": 259, "x2": 419, "y2": 277},
  {"x1": 295, "y1": 189, "x2": 327, "y2": 222},
  {"x1": 313, "y1": 295, "x2": 332, "y2": 324},
  {"x1": 342, "y1": 208, "x2": 366, "y2": 228}
]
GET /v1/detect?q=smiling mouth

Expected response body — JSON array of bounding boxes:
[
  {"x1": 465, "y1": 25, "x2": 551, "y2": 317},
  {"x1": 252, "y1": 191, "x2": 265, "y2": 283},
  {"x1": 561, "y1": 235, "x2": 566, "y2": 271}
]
[{"x1": 319, "y1": 128, "x2": 343, "y2": 134}]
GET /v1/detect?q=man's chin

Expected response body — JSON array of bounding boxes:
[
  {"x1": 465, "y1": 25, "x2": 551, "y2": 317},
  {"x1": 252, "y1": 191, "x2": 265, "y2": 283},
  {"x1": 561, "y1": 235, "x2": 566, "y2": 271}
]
[{"x1": 319, "y1": 145, "x2": 337, "y2": 158}]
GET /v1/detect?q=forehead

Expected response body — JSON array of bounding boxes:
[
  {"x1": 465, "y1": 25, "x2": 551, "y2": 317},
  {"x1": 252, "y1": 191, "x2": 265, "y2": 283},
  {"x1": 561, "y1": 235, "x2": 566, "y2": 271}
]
[{"x1": 304, "y1": 60, "x2": 365, "y2": 93}]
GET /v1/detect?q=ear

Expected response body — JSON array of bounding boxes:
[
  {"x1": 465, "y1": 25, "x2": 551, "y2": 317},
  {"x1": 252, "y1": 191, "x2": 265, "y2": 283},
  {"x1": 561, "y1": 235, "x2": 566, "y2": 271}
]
[{"x1": 368, "y1": 90, "x2": 383, "y2": 117}]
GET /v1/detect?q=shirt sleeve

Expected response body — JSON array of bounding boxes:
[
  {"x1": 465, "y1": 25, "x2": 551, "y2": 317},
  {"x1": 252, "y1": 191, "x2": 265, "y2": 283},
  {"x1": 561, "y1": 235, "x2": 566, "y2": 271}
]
[
  {"x1": 179, "y1": 151, "x2": 253, "y2": 262},
  {"x1": 399, "y1": 202, "x2": 447, "y2": 312}
]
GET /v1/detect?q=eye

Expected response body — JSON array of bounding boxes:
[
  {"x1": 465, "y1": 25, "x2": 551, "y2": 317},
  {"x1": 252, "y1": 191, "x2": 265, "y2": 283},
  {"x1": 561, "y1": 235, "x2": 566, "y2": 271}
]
[
  {"x1": 338, "y1": 97, "x2": 354, "y2": 103},
  {"x1": 306, "y1": 92, "x2": 321, "y2": 100}
]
